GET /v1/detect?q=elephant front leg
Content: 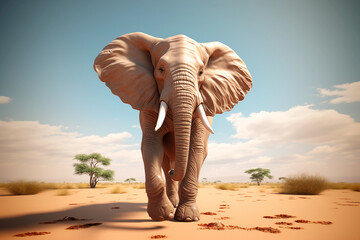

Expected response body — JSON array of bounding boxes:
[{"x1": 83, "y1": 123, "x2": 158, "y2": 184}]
[
  {"x1": 175, "y1": 118, "x2": 211, "y2": 222},
  {"x1": 142, "y1": 134, "x2": 175, "y2": 221}
]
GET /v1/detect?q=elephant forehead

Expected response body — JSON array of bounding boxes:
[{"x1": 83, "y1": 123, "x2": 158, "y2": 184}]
[{"x1": 152, "y1": 35, "x2": 204, "y2": 60}]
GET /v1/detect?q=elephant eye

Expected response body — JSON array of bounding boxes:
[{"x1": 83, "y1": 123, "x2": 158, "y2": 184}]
[
  {"x1": 199, "y1": 69, "x2": 204, "y2": 76},
  {"x1": 159, "y1": 67, "x2": 165, "y2": 73}
]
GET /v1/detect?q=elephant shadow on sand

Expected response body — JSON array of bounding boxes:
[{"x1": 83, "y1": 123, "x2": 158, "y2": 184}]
[{"x1": 0, "y1": 202, "x2": 165, "y2": 233}]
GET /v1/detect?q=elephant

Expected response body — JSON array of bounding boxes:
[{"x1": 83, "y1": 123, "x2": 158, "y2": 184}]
[{"x1": 93, "y1": 32, "x2": 252, "y2": 221}]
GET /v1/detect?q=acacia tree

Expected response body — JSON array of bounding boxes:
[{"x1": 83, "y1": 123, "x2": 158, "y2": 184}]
[
  {"x1": 245, "y1": 168, "x2": 273, "y2": 186},
  {"x1": 73, "y1": 153, "x2": 114, "y2": 188}
]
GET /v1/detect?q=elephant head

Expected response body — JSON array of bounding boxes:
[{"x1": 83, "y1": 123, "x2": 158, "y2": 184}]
[{"x1": 94, "y1": 32, "x2": 252, "y2": 181}]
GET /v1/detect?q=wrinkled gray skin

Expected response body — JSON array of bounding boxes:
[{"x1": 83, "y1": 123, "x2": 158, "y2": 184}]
[{"x1": 94, "y1": 32, "x2": 252, "y2": 221}]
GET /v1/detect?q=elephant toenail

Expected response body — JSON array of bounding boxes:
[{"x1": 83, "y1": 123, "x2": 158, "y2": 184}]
[
  {"x1": 194, "y1": 217, "x2": 199, "y2": 221},
  {"x1": 185, "y1": 217, "x2": 192, "y2": 222}
]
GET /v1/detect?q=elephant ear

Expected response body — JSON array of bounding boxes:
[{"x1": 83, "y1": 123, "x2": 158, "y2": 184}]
[
  {"x1": 94, "y1": 32, "x2": 162, "y2": 111},
  {"x1": 200, "y1": 42, "x2": 252, "y2": 116}
]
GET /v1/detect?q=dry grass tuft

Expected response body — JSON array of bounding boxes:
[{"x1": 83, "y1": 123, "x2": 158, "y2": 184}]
[
  {"x1": 280, "y1": 174, "x2": 328, "y2": 195},
  {"x1": 5, "y1": 181, "x2": 45, "y2": 195},
  {"x1": 57, "y1": 189, "x2": 71, "y2": 196},
  {"x1": 110, "y1": 185, "x2": 127, "y2": 194},
  {"x1": 215, "y1": 183, "x2": 238, "y2": 191},
  {"x1": 214, "y1": 183, "x2": 250, "y2": 191},
  {"x1": 328, "y1": 182, "x2": 360, "y2": 192},
  {"x1": 132, "y1": 183, "x2": 146, "y2": 189}
]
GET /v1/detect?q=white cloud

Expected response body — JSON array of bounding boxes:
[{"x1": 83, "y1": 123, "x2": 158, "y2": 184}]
[
  {"x1": 318, "y1": 81, "x2": 360, "y2": 104},
  {"x1": 0, "y1": 121, "x2": 143, "y2": 182},
  {"x1": 0, "y1": 96, "x2": 11, "y2": 104},
  {"x1": 227, "y1": 105, "x2": 359, "y2": 149},
  {"x1": 201, "y1": 105, "x2": 360, "y2": 182}
]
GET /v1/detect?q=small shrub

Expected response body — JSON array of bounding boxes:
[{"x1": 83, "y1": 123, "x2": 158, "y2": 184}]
[
  {"x1": 57, "y1": 189, "x2": 71, "y2": 196},
  {"x1": 110, "y1": 186, "x2": 127, "y2": 194},
  {"x1": 280, "y1": 174, "x2": 328, "y2": 195},
  {"x1": 6, "y1": 181, "x2": 44, "y2": 195}
]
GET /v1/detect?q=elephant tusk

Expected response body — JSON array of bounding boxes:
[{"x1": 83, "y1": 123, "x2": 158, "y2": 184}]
[
  {"x1": 155, "y1": 101, "x2": 168, "y2": 131},
  {"x1": 196, "y1": 104, "x2": 214, "y2": 134}
]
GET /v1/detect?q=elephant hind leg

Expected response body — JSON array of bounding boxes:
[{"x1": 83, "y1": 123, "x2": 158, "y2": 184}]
[{"x1": 162, "y1": 154, "x2": 179, "y2": 208}]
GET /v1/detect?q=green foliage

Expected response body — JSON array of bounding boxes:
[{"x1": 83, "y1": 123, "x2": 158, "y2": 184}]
[
  {"x1": 5, "y1": 181, "x2": 44, "y2": 195},
  {"x1": 280, "y1": 174, "x2": 328, "y2": 195},
  {"x1": 245, "y1": 168, "x2": 273, "y2": 186},
  {"x1": 73, "y1": 153, "x2": 114, "y2": 188}
]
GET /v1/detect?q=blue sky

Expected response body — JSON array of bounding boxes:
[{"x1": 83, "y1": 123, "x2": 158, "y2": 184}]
[{"x1": 0, "y1": 0, "x2": 359, "y2": 182}]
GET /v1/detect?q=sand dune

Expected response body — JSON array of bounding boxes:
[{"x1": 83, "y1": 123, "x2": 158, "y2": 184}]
[{"x1": 0, "y1": 186, "x2": 359, "y2": 240}]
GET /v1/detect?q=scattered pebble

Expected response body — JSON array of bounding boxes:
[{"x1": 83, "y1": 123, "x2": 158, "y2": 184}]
[
  {"x1": 219, "y1": 204, "x2": 230, "y2": 209},
  {"x1": 66, "y1": 223, "x2": 102, "y2": 230},
  {"x1": 275, "y1": 222, "x2": 293, "y2": 225},
  {"x1": 198, "y1": 222, "x2": 281, "y2": 233},
  {"x1": 14, "y1": 232, "x2": 50, "y2": 237},
  {"x1": 263, "y1": 214, "x2": 296, "y2": 219},
  {"x1": 335, "y1": 203, "x2": 359, "y2": 206},
  {"x1": 279, "y1": 226, "x2": 303, "y2": 230},
  {"x1": 295, "y1": 220, "x2": 333, "y2": 225},
  {"x1": 150, "y1": 235, "x2": 167, "y2": 239},
  {"x1": 201, "y1": 212, "x2": 217, "y2": 215},
  {"x1": 214, "y1": 217, "x2": 231, "y2": 220}
]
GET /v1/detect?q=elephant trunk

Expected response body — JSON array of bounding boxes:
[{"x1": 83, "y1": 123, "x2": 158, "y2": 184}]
[{"x1": 167, "y1": 74, "x2": 197, "y2": 182}]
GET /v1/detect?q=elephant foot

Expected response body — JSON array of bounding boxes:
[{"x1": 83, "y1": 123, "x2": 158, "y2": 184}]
[
  {"x1": 147, "y1": 196, "x2": 175, "y2": 221},
  {"x1": 174, "y1": 202, "x2": 200, "y2": 222}
]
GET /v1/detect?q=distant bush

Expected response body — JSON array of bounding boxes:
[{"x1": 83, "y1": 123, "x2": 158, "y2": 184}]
[
  {"x1": 6, "y1": 181, "x2": 45, "y2": 195},
  {"x1": 328, "y1": 182, "x2": 360, "y2": 192},
  {"x1": 110, "y1": 186, "x2": 127, "y2": 194},
  {"x1": 351, "y1": 184, "x2": 360, "y2": 192},
  {"x1": 280, "y1": 174, "x2": 328, "y2": 195},
  {"x1": 57, "y1": 189, "x2": 71, "y2": 196}
]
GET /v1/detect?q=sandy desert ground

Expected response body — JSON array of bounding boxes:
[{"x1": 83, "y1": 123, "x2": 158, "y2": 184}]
[{"x1": 0, "y1": 185, "x2": 359, "y2": 240}]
